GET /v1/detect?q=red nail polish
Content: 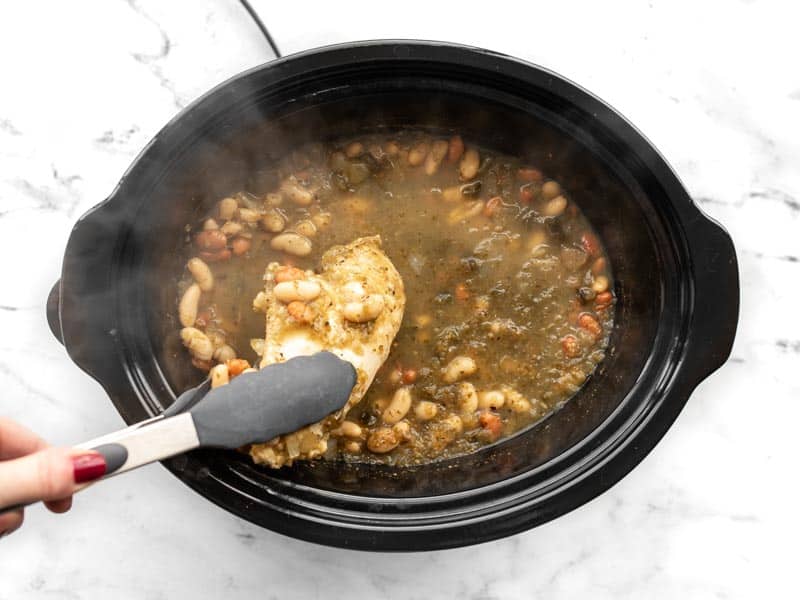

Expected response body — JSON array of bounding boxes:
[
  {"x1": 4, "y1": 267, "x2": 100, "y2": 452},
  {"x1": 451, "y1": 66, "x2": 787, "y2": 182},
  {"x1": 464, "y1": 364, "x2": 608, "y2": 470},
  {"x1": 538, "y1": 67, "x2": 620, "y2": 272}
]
[{"x1": 72, "y1": 453, "x2": 106, "y2": 483}]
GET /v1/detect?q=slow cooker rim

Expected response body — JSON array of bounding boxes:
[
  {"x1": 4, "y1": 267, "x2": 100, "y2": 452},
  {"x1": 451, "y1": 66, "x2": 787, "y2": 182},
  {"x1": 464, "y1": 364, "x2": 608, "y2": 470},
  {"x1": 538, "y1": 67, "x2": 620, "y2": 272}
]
[{"x1": 54, "y1": 40, "x2": 738, "y2": 550}]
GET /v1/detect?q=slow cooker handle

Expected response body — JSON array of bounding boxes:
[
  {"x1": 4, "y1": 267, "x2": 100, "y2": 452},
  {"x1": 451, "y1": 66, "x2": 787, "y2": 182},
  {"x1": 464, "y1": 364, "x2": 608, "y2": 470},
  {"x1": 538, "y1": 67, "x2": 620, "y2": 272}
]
[
  {"x1": 52, "y1": 196, "x2": 147, "y2": 424},
  {"x1": 46, "y1": 278, "x2": 63, "y2": 344},
  {"x1": 683, "y1": 212, "x2": 740, "y2": 386}
]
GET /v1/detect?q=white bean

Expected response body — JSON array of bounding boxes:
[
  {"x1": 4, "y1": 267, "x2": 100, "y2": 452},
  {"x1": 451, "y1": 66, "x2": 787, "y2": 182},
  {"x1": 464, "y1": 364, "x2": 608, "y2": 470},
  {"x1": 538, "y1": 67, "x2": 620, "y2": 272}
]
[
  {"x1": 252, "y1": 291, "x2": 268, "y2": 313},
  {"x1": 459, "y1": 148, "x2": 480, "y2": 180},
  {"x1": 442, "y1": 414, "x2": 463, "y2": 434},
  {"x1": 457, "y1": 382, "x2": 478, "y2": 414},
  {"x1": 271, "y1": 232, "x2": 312, "y2": 256},
  {"x1": 387, "y1": 367, "x2": 403, "y2": 387},
  {"x1": 408, "y1": 141, "x2": 430, "y2": 166},
  {"x1": 442, "y1": 355, "x2": 477, "y2": 383},
  {"x1": 273, "y1": 280, "x2": 321, "y2": 303},
  {"x1": 311, "y1": 212, "x2": 331, "y2": 230},
  {"x1": 238, "y1": 207, "x2": 261, "y2": 223},
  {"x1": 441, "y1": 185, "x2": 464, "y2": 203},
  {"x1": 424, "y1": 140, "x2": 449, "y2": 175},
  {"x1": 220, "y1": 221, "x2": 243, "y2": 237},
  {"x1": 203, "y1": 218, "x2": 219, "y2": 231},
  {"x1": 383, "y1": 387, "x2": 412, "y2": 424},
  {"x1": 178, "y1": 283, "x2": 201, "y2": 327},
  {"x1": 250, "y1": 338, "x2": 265, "y2": 356},
  {"x1": 592, "y1": 275, "x2": 609, "y2": 293},
  {"x1": 187, "y1": 257, "x2": 213, "y2": 292},
  {"x1": 205, "y1": 330, "x2": 226, "y2": 348},
  {"x1": 343, "y1": 294, "x2": 385, "y2": 323},
  {"x1": 336, "y1": 421, "x2": 363, "y2": 438},
  {"x1": 541, "y1": 180, "x2": 562, "y2": 200},
  {"x1": 261, "y1": 209, "x2": 285, "y2": 233},
  {"x1": 345, "y1": 141, "x2": 364, "y2": 158},
  {"x1": 265, "y1": 192, "x2": 283, "y2": 207},
  {"x1": 213, "y1": 344, "x2": 236, "y2": 363},
  {"x1": 502, "y1": 386, "x2": 532, "y2": 413},
  {"x1": 344, "y1": 440, "x2": 362, "y2": 453},
  {"x1": 414, "y1": 400, "x2": 438, "y2": 421},
  {"x1": 383, "y1": 140, "x2": 400, "y2": 156},
  {"x1": 367, "y1": 427, "x2": 399, "y2": 453},
  {"x1": 294, "y1": 219, "x2": 318, "y2": 238},
  {"x1": 509, "y1": 397, "x2": 532, "y2": 413},
  {"x1": 210, "y1": 364, "x2": 229, "y2": 388},
  {"x1": 542, "y1": 195, "x2": 567, "y2": 217},
  {"x1": 447, "y1": 200, "x2": 484, "y2": 225},
  {"x1": 478, "y1": 390, "x2": 505, "y2": 410},
  {"x1": 392, "y1": 421, "x2": 411, "y2": 440},
  {"x1": 180, "y1": 327, "x2": 213, "y2": 361},
  {"x1": 281, "y1": 178, "x2": 314, "y2": 206},
  {"x1": 342, "y1": 281, "x2": 367, "y2": 302},
  {"x1": 218, "y1": 197, "x2": 238, "y2": 220}
]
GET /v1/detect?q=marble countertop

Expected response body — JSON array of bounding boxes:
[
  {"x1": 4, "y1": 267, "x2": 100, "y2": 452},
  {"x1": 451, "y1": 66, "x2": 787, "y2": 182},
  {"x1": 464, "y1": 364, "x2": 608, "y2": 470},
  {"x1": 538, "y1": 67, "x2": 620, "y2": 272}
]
[{"x1": 0, "y1": 1, "x2": 796, "y2": 597}]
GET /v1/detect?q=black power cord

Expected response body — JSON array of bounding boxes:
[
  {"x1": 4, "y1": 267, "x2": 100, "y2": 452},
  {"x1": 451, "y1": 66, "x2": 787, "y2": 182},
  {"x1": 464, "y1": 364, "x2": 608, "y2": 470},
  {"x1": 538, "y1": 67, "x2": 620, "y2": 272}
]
[{"x1": 237, "y1": 0, "x2": 282, "y2": 58}]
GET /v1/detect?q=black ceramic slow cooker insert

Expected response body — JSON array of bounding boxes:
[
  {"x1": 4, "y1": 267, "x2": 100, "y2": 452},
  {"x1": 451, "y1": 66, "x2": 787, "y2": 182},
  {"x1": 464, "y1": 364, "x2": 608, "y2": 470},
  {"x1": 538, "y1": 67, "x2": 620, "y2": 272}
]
[{"x1": 48, "y1": 41, "x2": 739, "y2": 551}]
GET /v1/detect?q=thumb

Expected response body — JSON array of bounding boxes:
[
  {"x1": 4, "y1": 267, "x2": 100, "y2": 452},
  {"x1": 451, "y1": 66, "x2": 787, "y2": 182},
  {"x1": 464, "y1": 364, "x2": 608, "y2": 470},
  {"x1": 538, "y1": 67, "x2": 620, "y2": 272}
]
[{"x1": 0, "y1": 448, "x2": 106, "y2": 509}]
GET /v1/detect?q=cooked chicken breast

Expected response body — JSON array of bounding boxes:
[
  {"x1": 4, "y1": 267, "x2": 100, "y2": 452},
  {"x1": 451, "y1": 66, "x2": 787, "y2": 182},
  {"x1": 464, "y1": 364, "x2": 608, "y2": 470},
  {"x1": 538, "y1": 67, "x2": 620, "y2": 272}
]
[{"x1": 248, "y1": 235, "x2": 405, "y2": 467}]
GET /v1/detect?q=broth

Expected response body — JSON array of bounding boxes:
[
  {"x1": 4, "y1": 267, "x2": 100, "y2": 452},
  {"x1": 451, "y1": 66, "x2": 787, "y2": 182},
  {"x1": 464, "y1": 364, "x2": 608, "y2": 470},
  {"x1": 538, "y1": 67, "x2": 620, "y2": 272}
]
[{"x1": 176, "y1": 133, "x2": 615, "y2": 466}]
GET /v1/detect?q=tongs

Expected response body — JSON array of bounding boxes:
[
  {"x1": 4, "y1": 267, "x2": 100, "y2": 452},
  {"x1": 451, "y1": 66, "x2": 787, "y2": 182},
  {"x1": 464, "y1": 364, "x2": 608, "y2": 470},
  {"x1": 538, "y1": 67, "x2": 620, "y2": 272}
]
[{"x1": 1, "y1": 352, "x2": 355, "y2": 514}]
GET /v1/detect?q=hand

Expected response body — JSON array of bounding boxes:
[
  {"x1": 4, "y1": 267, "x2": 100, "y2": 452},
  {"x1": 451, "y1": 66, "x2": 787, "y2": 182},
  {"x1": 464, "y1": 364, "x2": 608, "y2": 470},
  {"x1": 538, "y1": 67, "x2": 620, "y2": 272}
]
[{"x1": 0, "y1": 418, "x2": 105, "y2": 539}]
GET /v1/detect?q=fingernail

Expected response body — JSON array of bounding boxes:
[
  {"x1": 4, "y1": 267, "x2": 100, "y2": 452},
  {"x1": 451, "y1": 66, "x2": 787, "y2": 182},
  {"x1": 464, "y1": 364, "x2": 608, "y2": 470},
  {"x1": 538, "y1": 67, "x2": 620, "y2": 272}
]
[{"x1": 72, "y1": 452, "x2": 106, "y2": 483}]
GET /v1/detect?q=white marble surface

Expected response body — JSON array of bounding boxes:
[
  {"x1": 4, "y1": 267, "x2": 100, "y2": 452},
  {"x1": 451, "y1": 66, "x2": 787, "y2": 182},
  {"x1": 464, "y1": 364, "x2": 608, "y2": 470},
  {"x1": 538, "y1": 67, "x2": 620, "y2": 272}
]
[{"x1": 0, "y1": 0, "x2": 797, "y2": 597}]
